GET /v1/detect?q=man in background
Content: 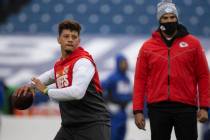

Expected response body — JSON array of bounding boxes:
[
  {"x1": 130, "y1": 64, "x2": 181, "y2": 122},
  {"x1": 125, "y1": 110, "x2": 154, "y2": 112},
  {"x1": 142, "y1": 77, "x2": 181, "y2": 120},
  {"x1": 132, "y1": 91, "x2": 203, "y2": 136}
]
[
  {"x1": 133, "y1": 0, "x2": 209, "y2": 140},
  {"x1": 102, "y1": 54, "x2": 132, "y2": 140}
]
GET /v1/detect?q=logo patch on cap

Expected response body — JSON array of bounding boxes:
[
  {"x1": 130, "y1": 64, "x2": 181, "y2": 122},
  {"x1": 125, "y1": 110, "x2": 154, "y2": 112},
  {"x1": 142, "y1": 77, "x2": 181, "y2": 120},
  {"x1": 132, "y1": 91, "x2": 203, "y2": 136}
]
[
  {"x1": 165, "y1": 7, "x2": 173, "y2": 13},
  {"x1": 179, "y1": 42, "x2": 188, "y2": 48}
]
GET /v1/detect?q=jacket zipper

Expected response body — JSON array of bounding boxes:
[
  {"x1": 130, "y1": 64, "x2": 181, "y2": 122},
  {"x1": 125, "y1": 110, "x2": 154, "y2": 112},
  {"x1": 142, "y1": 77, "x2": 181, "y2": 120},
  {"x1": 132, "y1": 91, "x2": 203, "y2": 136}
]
[{"x1": 168, "y1": 48, "x2": 171, "y2": 99}]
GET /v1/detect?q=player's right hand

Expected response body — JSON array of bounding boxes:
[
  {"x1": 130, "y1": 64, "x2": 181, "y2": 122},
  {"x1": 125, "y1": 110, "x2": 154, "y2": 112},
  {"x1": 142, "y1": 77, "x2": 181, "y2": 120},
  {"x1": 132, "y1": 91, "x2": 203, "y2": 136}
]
[
  {"x1": 134, "y1": 113, "x2": 146, "y2": 130},
  {"x1": 197, "y1": 109, "x2": 209, "y2": 123}
]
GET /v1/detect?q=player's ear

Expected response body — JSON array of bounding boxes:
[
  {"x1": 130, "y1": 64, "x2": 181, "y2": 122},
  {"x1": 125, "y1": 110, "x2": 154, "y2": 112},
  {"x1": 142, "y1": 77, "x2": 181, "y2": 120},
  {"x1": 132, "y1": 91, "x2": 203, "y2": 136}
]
[{"x1": 57, "y1": 36, "x2": 61, "y2": 44}]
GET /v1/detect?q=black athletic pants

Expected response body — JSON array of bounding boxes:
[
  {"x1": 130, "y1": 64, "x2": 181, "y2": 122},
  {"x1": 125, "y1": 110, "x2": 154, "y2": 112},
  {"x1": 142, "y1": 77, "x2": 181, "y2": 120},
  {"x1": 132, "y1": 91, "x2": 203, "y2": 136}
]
[
  {"x1": 148, "y1": 108, "x2": 198, "y2": 140},
  {"x1": 54, "y1": 124, "x2": 110, "y2": 140}
]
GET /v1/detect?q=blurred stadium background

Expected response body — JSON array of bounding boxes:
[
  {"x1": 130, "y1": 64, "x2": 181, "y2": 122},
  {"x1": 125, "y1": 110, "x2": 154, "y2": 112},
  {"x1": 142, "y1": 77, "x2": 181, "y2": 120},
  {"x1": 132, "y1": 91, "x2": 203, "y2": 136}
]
[{"x1": 0, "y1": 0, "x2": 210, "y2": 140}]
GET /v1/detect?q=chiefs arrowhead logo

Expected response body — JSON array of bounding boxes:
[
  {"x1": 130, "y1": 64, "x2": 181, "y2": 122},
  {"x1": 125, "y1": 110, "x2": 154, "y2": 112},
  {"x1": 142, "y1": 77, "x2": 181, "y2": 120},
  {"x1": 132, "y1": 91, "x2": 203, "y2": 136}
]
[{"x1": 179, "y1": 42, "x2": 188, "y2": 48}]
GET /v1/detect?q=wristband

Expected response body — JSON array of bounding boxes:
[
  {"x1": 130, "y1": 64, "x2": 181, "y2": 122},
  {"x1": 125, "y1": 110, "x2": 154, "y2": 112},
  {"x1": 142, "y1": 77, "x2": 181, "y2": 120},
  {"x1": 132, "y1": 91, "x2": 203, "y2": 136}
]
[{"x1": 43, "y1": 87, "x2": 49, "y2": 95}]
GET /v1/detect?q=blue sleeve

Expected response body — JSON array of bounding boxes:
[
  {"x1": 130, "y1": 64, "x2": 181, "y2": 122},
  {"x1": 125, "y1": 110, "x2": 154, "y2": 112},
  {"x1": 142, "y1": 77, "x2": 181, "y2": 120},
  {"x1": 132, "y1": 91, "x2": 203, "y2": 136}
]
[
  {"x1": 101, "y1": 75, "x2": 116, "y2": 99},
  {"x1": 0, "y1": 86, "x2": 4, "y2": 109},
  {"x1": 101, "y1": 76, "x2": 115, "y2": 90}
]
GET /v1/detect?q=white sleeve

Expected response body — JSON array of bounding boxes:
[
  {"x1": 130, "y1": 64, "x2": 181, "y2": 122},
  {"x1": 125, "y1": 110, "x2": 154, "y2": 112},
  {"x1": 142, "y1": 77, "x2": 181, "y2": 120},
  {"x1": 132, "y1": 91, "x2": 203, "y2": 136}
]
[
  {"x1": 48, "y1": 58, "x2": 95, "y2": 101},
  {"x1": 37, "y1": 69, "x2": 55, "y2": 86},
  {"x1": 47, "y1": 83, "x2": 57, "y2": 89}
]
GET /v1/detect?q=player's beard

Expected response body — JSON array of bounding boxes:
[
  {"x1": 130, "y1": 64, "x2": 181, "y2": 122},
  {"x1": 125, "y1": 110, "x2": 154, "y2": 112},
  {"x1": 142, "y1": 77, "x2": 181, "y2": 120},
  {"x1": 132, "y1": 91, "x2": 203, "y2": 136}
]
[
  {"x1": 64, "y1": 43, "x2": 79, "y2": 55},
  {"x1": 64, "y1": 45, "x2": 75, "y2": 54},
  {"x1": 65, "y1": 50, "x2": 73, "y2": 54}
]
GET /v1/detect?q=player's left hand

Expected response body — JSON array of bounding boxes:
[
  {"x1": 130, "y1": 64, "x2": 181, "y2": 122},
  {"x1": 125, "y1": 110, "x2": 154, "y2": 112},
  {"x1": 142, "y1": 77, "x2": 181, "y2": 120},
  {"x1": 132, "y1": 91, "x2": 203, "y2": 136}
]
[
  {"x1": 197, "y1": 109, "x2": 208, "y2": 123},
  {"x1": 31, "y1": 77, "x2": 48, "y2": 95}
]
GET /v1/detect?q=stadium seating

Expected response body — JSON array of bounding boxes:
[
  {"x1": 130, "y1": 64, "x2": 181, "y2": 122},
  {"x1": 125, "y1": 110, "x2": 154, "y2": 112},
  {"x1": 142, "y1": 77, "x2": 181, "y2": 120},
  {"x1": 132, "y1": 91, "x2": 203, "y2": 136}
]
[{"x1": 0, "y1": 0, "x2": 209, "y2": 37}]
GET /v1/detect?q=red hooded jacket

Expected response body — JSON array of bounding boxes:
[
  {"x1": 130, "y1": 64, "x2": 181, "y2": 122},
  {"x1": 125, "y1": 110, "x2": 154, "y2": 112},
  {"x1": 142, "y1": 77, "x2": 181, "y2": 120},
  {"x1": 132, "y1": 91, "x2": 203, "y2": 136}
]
[{"x1": 133, "y1": 31, "x2": 209, "y2": 112}]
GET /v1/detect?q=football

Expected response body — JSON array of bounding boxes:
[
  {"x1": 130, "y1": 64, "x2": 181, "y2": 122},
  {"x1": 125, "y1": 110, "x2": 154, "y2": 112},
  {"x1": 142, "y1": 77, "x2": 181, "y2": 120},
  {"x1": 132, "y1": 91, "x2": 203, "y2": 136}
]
[{"x1": 12, "y1": 92, "x2": 34, "y2": 110}]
